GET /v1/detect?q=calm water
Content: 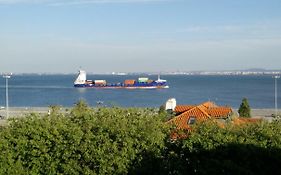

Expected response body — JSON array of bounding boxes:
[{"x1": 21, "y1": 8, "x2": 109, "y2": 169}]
[{"x1": 0, "y1": 74, "x2": 280, "y2": 108}]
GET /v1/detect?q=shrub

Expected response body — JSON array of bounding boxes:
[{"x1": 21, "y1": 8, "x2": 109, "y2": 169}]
[
  {"x1": 0, "y1": 103, "x2": 167, "y2": 174},
  {"x1": 238, "y1": 98, "x2": 251, "y2": 118}
]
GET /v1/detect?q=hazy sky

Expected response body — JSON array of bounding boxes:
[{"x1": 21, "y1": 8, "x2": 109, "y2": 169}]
[{"x1": 1, "y1": 0, "x2": 281, "y2": 73}]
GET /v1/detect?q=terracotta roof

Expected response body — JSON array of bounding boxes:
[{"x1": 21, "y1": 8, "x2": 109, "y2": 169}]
[
  {"x1": 166, "y1": 101, "x2": 264, "y2": 140},
  {"x1": 167, "y1": 106, "x2": 211, "y2": 130},
  {"x1": 174, "y1": 105, "x2": 196, "y2": 113},
  {"x1": 167, "y1": 101, "x2": 233, "y2": 130},
  {"x1": 206, "y1": 107, "x2": 232, "y2": 118}
]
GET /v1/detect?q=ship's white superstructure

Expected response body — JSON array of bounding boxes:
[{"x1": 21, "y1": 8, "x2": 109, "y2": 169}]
[{"x1": 74, "y1": 70, "x2": 87, "y2": 85}]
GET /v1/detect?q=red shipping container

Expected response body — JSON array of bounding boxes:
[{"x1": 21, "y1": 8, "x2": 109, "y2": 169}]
[{"x1": 124, "y1": 80, "x2": 135, "y2": 85}]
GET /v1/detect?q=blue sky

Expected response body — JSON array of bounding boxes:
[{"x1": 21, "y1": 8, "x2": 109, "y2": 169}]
[{"x1": 0, "y1": 0, "x2": 281, "y2": 73}]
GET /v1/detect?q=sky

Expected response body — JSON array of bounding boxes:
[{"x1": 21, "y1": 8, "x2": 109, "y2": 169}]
[{"x1": 0, "y1": 0, "x2": 281, "y2": 73}]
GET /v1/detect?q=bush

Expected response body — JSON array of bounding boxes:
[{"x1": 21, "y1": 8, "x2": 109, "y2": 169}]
[
  {"x1": 1, "y1": 102, "x2": 281, "y2": 175},
  {"x1": 0, "y1": 103, "x2": 167, "y2": 174},
  {"x1": 156, "y1": 120, "x2": 281, "y2": 175}
]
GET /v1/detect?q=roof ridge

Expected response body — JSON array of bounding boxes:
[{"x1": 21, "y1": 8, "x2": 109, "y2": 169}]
[
  {"x1": 197, "y1": 105, "x2": 211, "y2": 118},
  {"x1": 167, "y1": 105, "x2": 198, "y2": 123}
]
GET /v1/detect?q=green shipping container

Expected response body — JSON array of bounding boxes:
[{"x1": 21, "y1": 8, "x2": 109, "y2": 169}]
[{"x1": 138, "y1": 77, "x2": 149, "y2": 82}]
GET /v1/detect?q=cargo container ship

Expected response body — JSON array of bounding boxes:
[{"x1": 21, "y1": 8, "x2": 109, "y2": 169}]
[{"x1": 74, "y1": 70, "x2": 169, "y2": 89}]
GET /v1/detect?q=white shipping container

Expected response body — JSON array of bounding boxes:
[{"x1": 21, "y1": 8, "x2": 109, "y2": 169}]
[{"x1": 94, "y1": 80, "x2": 106, "y2": 84}]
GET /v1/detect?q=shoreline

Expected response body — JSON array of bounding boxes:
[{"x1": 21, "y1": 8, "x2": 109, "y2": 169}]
[
  {"x1": 0, "y1": 107, "x2": 279, "y2": 116},
  {"x1": 0, "y1": 107, "x2": 279, "y2": 125}
]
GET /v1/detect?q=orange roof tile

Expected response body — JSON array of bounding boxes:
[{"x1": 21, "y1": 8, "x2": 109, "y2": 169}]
[
  {"x1": 197, "y1": 105, "x2": 211, "y2": 117},
  {"x1": 167, "y1": 106, "x2": 211, "y2": 130},
  {"x1": 174, "y1": 105, "x2": 196, "y2": 113},
  {"x1": 207, "y1": 107, "x2": 232, "y2": 118},
  {"x1": 167, "y1": 101, "x2": 233, "y2": 131}
]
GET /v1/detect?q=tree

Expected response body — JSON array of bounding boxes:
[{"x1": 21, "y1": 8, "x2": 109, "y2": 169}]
[{"x1": 238, "y1": 98, "x2": 251, "y2": 118}]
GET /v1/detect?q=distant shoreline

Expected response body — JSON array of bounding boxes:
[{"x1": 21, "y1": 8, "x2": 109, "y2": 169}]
[{"x1": 7, "y1": 69, "x2": 281, "y2": 76}]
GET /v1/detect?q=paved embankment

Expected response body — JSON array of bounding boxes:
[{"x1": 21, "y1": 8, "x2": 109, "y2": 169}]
[
  {"x1": 0, "y1": 107, "x2": 62, "y2": 126},
  {"x1": 232, "y1": 109, "x2": 277, "y2": 122},
  {"x1": 0, "y1": 107, "x2": 279, "y2": 126}
]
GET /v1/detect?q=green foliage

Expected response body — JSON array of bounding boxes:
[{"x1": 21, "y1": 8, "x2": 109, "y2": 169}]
[
  {"x1": 1, "y1": 101, "x2": 281, "y2": 175},
  {"x1": 158, "y1": 105, "x2": 176, "y2": 122},
  {"x1": 185, "y1": 120, "x2": 281, "y2": 150},
  {"x1": 48, "y1": 105, "x2": 61, "y2": 115},
  {"x1": 0, "y1": 103, "x2": 167, "y2": 175},
  {"x1": 238, "y1": 98, "x2": 251, "y2": 118},
  {"x1": 158, "y1": 104, "x2": 166, "y2": 114},
  {"x1": 156, "y1": 120, "x2": 281, "y2": 175}
]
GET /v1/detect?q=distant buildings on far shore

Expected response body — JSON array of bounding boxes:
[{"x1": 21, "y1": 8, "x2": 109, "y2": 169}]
[
  {"x1": 7, "y1": 69, "x2": 281, "y2": 76},
  {"x1": 108, "y1": 69, "x2": 281, "y2": 76},
  {"x1": 161, "y1": 70, "x2": 281, "y2": 76}
]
